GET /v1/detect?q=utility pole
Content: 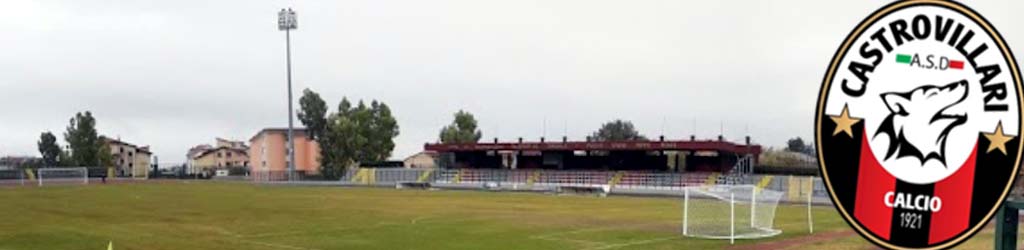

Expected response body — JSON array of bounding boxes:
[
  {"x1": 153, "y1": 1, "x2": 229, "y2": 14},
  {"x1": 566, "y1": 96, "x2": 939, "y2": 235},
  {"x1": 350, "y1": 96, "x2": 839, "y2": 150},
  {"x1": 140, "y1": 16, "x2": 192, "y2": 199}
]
[{"x1": 278, "y1": 8, "x2": 298, "y2": 180}]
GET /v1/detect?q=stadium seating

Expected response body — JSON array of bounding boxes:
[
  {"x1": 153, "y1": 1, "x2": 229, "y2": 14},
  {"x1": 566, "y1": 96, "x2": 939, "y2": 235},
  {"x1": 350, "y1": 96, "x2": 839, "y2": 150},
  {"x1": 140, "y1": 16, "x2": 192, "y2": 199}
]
[{"x1": 339, "y1": 167, "x2": 743, "y2": 192}]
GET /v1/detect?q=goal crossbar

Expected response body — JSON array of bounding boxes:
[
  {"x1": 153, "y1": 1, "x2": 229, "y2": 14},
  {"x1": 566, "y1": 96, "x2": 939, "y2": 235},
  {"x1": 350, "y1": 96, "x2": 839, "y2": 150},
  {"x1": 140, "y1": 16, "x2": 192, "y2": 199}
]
[
  {"x1": 37, "y1": 167, "x2": 89, "y2": 186},
  {"x1": 682, "y1": 185, "x2": 783, "y2": 243}
]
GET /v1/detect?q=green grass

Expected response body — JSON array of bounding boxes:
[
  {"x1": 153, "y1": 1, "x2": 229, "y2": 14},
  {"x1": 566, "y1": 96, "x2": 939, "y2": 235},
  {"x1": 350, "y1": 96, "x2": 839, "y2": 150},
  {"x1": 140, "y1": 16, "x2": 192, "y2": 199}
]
[{"x1": 0, "y1": 181, "x2": 1004, "y2": 249}]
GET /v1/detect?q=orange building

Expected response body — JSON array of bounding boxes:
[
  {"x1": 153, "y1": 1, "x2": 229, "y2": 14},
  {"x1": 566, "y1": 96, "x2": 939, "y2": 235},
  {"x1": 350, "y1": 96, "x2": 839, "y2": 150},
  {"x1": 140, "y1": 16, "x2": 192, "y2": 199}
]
[{"x1": 248, "y1": 128, "x2": 320, "y2": 174}]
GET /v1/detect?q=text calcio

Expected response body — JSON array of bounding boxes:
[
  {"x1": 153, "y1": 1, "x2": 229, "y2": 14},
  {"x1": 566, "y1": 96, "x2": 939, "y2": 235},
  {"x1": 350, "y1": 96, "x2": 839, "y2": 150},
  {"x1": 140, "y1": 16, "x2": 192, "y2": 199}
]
[
  {"x1": 885, "y1": 191, "x2": 942, "y2": 212},
  {"x1": 841, "y1": 14, "x2": 1009, "y2": 112}
]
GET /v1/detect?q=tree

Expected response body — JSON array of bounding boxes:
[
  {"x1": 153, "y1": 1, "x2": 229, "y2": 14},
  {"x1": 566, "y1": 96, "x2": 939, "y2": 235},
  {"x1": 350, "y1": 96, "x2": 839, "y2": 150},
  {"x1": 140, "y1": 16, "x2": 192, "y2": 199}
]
[
  {"x1": 365, "y1": 100, "x2": 399, "y2": 162},
  {"x1": 58, "y1": 151, "x2": 72, "y2": 167},
  {"x1": 590, "y1": 119, "x2": 647, "y2": 141},
  {"x1": 785, "y1": 137, "x2": 816, "y2": 156},
  {"x1": 64, "y1": 112, "x2": 100, "y2": 166},
  {"x1": 297, "y1": 88, "x2": 328, "y2": 140},
  {"x1": 37, "y1": 132, "x2": 62, "y2": 167},
  {"x1": 321, "y1": 97, "x2": 352, "y2": 178},
  {"x1": 439, "y1": 110, "x2": 482, "y2": 144},
  {"x1": 786, "y1": 137, "x2": 807, "y2": 154},
  {"x1": 296, "y1": 90, "x2": 400, "y2": 179},
  {"x1": 786, "y1": 136, "x2": 802, "y2": 152},
  {"x1": 97, "y1": 145, "x2": 114, "y2": 168},
  {"x1": 62, "y1": 111, "x2": 113, "y2": 167}
]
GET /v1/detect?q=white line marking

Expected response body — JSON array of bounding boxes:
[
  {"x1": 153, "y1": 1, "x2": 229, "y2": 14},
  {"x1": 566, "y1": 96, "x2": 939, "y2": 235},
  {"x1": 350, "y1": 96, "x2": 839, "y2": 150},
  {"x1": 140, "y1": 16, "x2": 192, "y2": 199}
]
[
  {"x1": 410, "y1": 215, "x2": 435, "y2": 224},
  {"x1": 241, "y1": 240, "x2": 323, "y2": 250}
]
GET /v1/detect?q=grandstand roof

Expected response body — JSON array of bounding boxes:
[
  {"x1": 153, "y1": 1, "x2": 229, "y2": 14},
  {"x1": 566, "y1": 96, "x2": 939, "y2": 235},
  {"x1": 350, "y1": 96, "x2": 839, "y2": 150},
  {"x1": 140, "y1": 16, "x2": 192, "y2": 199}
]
[{"x1": 425, "y1": 139, "x2": 761, "y2": 155}]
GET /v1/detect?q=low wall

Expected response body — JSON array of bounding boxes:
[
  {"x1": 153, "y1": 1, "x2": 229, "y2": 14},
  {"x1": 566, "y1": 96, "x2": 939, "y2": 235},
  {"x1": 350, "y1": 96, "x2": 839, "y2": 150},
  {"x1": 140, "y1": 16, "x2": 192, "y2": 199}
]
[{"x1": 326, "y1": 168, "x2": 832, "y2": 205}]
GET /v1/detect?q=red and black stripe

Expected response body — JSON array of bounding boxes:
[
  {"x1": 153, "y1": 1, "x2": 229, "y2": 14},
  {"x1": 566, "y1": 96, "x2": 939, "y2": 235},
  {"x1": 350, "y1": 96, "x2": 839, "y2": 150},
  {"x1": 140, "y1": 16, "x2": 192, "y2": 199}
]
[
  {"x1": 819, "y1": 119, "x2": 864, "y2": 218},
  {"x1": 820, "y1": 120, "x2": 1020, "y2": 248}
]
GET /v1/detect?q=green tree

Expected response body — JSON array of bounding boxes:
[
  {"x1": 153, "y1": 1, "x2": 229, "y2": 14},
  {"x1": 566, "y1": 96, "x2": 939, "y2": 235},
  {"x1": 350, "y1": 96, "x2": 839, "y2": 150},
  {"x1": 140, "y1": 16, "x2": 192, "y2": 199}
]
[
  {"x1": 439, "y1": 110, "x2": 482, "y2": 144},
  {"x1": 58, "y1": 151, "x2": 72, "y2": 167},
  {"x1": 590, "y1": 119, "x2": 646, "y2": 141},
  {"x1": 37, "y1": 131, "x2": 62, "y2": 167},
  {"x1": 97, "y1": 143, "x2": 114, "y2": 168},
  {"x1": 297, "y1": 88, "x2": 328, "y2": 140},
  {"x1": 296, "y1": 91, "x2": 400, "y2": 179},
  {"x1": 317, "y1": 98, "x2": 352, "y2": 179},
  {"x1": 62, "y1": 111, "x2": 113, "y2": 167},
  {"x1": 64, "y1": 112, "x2": 100, "y2": 166},
  {"x1": 365, "y1": 100, "x2": 399, "y2": 162},
  {"x1": 786, "y1": 137, "x2": 807, "y2": 154}
]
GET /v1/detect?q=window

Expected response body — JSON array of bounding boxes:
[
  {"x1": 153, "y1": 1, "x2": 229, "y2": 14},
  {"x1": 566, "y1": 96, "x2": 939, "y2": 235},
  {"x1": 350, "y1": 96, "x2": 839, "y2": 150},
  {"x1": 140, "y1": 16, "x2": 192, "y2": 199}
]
[
  {"x1": 227, "y1": 152, "x2": 232, "y2": 158},
  {"x1": 119, "y1": 147, "x2": 124, "y2": 153},
  {"x1": 217, "y1": 152, "x2": 222, "y2": 158}
]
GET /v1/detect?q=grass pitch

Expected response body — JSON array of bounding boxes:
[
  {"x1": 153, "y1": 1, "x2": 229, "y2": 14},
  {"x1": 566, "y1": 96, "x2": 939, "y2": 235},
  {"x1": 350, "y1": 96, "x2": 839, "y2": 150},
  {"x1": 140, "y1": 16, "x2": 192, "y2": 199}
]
[{"x1": 0, "y1": 181, "x2": 1008, "y2": 250}]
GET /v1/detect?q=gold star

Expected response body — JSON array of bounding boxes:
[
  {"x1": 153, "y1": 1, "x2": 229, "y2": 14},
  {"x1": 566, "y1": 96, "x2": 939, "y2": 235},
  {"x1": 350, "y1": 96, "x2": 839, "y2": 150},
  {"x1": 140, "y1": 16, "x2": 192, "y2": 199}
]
[
  {"x1": 984, "y1": 122, "x2": 1014, "y2": 155},
  {"x1": 830, "y1": 104, "x2": 861, "y2": 138}
]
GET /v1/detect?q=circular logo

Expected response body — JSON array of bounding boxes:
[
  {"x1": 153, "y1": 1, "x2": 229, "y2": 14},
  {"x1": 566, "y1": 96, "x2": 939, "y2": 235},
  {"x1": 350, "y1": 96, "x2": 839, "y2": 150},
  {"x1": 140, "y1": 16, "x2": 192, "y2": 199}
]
[{"x1": 816, "y1": 1, "x2": 1022, "y2": 249}]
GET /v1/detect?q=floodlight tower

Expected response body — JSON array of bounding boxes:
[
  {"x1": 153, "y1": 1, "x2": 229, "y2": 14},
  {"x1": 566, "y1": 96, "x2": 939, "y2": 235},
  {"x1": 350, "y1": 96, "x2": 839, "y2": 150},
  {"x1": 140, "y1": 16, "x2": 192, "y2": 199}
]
[{"x1": 278, "y1": 8, "x2": 297, "y2": 180}]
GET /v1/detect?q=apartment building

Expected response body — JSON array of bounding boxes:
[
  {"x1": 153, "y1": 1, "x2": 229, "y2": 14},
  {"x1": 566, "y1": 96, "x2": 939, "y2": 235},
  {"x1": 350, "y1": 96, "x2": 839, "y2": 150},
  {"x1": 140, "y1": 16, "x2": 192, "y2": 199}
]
[
  {"x1": 248, "y1": 128, "x2": 319, "y2": 174},
  {"x1": 187, "y1": 138, "x2": 249, "y2": 175},
  {"x1": 101, "y1": 136, "x2": 152, "y2": 177}
]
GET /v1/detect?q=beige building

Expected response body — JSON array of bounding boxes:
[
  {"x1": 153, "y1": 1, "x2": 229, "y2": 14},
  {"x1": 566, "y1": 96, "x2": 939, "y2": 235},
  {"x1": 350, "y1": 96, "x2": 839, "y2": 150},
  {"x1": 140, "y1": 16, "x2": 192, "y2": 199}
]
[
  {"x1": 193, "y1": 148, "x2": 248, "y2": 168},
  {"x1": 403, "y1": 151, "x2": 437, "y2": 168},
  {"x1": 249, "y1": 128, "x2": 320, "y2": 174},
  {"x1": 101, "y1": 136, "x2": 152, "y2": 177},
  {"x1": 187, "y1": 138, "x2": 249, "y2": 175},
  {"x1": 215, "y1": 137, "x2": 246, "y2": 149}
]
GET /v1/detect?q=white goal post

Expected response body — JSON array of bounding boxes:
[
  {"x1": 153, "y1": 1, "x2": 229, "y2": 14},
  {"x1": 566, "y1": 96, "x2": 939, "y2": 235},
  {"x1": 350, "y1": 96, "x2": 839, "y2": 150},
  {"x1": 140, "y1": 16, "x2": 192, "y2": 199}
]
[
  {"x1": 37, "y1": 167, "x2": 89, "y2": 186},
  {"x1": 682, "y1": 185, "x2": 783, "y2": 243}
]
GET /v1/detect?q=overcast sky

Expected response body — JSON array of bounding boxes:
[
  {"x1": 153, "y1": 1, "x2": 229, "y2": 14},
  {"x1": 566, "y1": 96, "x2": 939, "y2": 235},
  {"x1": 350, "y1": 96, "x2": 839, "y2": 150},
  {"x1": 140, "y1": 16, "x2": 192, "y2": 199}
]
[{"x1": 2, "y1": 0, "x2": 1022, "y2": 164}]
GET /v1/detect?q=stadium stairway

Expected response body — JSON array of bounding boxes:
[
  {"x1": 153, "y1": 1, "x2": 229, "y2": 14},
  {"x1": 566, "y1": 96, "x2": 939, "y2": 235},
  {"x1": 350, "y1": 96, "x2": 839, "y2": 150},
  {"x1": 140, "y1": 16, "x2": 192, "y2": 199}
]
[
  {"x1": 756, "y1": 176, "x2": 774, "y2": 190},
  {"x1": 453, "y1": 169, "x2": 464, "y2": 184},
  {"x1": 350, "y1": 168, "x2": 377, "y2": 185},
  {"x1": 416, "y1": 169, "x2": 434, "y2": 182},
  {"x1": 752, "y1": 176, "x2": 774, "y2": 195},
  {"x1": 704, "y1": 172, "x2": 720, "y2": 186},
  {"x1": 608, "y1": 171, "x2": 625, "y2": 187},
  {"x1": 526, "y1": 171, "x2": 540, "y2": 187}
]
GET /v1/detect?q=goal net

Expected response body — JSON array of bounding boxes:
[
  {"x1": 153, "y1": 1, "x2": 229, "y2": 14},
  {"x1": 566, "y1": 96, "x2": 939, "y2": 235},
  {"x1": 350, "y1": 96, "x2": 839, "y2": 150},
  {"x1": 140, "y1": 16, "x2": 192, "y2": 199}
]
[
  {"x1": 682, "y1": 185, "x2": 783, "y2": 242},
  {"x1": 37, "y1": 167, "x2": 89, "y2": 186}
]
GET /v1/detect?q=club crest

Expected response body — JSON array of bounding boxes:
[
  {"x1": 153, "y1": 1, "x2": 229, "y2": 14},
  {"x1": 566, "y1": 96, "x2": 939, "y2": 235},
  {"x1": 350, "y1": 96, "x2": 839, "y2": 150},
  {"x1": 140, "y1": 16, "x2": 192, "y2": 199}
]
[{"x1": 815, "y1": 1, "x2": 1022, "y2": 249}]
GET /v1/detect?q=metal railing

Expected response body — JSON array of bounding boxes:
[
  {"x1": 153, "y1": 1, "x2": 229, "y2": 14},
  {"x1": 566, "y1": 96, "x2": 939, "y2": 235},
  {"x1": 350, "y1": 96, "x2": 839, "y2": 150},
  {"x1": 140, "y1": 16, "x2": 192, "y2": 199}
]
[{"x1": 340, "y1": 168, "x2": 709, "y2": 190}]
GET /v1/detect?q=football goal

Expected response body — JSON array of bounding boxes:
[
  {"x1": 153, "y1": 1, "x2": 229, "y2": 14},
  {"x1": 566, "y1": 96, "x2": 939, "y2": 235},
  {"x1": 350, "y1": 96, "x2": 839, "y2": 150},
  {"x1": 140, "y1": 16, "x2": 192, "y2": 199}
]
[
  {"x1": 37, "y1": 167, "x2": 89, "y2": 186},
  {"x1": 682, "y1": 185, "x2": 783, "y2": 244}
]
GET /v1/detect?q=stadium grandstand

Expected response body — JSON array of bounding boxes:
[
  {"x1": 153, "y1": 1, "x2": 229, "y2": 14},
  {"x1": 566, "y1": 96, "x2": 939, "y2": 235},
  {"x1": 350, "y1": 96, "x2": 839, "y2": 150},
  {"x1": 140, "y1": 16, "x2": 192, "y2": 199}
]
[
  {"x1": 346, "y1": 136, "x2": 766, "y2": 191},
  {"x1": 425, "y1": 135, "x2": 759, "y2": 172}
]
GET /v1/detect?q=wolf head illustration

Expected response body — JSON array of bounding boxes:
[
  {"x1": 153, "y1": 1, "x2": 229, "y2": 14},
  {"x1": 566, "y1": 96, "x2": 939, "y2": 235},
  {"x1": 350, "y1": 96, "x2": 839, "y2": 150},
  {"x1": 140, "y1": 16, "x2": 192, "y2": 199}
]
[{"x1": 874, "y1": 80, "x2": 968, "y2": 166}]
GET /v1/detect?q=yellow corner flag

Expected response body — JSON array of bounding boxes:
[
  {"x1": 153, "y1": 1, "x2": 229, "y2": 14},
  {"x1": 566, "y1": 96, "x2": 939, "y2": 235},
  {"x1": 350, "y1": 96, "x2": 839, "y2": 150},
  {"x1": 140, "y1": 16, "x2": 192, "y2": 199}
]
[{"x1": 107, "y1": 241, "x2": 113, "y2": 250}]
